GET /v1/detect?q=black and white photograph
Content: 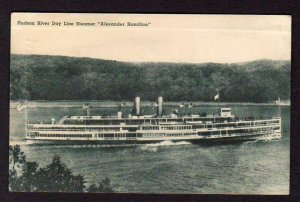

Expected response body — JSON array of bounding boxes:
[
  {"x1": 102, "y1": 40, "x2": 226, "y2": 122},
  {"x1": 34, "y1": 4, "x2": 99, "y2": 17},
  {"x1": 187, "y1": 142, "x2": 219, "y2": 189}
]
[{"x1": 9, "y1": 13, "x2": 291, "y2": 194}]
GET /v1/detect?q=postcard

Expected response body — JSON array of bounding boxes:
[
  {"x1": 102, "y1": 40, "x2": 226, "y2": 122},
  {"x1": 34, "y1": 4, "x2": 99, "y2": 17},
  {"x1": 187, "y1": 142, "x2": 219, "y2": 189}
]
[{"x1": 10, "y1": 13, "x2": 291, "y2": 194}]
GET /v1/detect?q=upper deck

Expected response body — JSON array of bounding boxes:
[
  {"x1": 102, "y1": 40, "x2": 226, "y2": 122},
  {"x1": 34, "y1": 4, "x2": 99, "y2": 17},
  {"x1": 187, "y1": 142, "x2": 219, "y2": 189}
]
[
  {"x1": 27, "y1": 114, "x2": 280, "y2": 128},
  {"x1": 25, "y1": 99, "x2": 280, "y2": 128},
  {"x1": 27, "y1": 114, "x2": 236, "y2": 125}
]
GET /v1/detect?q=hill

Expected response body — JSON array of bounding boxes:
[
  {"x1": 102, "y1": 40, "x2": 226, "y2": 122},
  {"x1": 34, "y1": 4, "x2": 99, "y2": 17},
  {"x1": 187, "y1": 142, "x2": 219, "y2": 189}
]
[{"x1": 10, "y1": 54, "x2": 291, "y2": 102}]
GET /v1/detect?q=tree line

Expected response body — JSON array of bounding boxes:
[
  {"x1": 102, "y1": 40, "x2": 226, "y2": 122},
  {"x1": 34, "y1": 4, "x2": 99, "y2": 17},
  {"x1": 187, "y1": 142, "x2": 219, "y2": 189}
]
[
  {"x1": 10, "y1": 54, "x2": 290, "y2": 102},
  {"x1": 9, "y1": 145, "x2": 114, "y2": 192}
]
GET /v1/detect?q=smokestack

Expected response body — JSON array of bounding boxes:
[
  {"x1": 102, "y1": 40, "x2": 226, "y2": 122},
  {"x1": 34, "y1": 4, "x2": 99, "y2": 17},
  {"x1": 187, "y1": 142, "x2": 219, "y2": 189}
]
[
  {"x1": 117, "y1": 111, "x2": 122, "y2": 119},
  {"x1": 135, "y1": 96, "x2": 141, "y2": 116},
  {"x1": 157, "y1": 96, "x2": 163, "y2": 117}
]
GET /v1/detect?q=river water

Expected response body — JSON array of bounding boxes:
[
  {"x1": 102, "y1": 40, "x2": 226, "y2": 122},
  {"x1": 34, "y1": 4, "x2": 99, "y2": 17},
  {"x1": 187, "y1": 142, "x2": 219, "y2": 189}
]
[{"x1": 9, "y1": 101, "x2": 290, "y2": 194}]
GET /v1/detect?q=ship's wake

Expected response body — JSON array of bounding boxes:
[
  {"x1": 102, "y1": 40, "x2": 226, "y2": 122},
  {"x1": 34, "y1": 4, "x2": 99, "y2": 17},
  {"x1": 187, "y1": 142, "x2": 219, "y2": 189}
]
[
  {"x1": 9, "y1": 140, "x2": 191, "y2": 150},
  {"x1": 243, "y1": 135, "x2": 281, "y2": 144},
  {"x1": 256, "y1": 133, "x2": 281, "y2": 141},
  {"x1": 138, "y1": 141, "x2": 191, "y2": 152},
  {"x1": 144, "y1": 140, "x2": 191, "y2": 147},
  {"x1": 255, "y1": 137, "x2": 279, "y2": 142}
]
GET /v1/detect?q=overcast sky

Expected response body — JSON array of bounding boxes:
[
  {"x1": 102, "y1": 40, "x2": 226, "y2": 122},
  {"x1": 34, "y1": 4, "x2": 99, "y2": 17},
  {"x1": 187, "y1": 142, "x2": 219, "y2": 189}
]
[{"x1": 11, "y1": 13, "x2": 291, "y2": 63}]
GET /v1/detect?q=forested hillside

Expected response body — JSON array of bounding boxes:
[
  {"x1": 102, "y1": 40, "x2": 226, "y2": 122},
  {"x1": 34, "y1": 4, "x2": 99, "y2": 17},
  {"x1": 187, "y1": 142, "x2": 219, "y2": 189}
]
[{"x1": 10, "y1": 54, "x2": 290, "y2": 102}]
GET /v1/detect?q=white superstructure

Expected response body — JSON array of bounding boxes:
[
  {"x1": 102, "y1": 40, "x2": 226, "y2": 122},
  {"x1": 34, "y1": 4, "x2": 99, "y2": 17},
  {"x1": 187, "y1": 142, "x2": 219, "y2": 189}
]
[{"x1": 26, "y1": 97, "x2": 281, "y2": 144}]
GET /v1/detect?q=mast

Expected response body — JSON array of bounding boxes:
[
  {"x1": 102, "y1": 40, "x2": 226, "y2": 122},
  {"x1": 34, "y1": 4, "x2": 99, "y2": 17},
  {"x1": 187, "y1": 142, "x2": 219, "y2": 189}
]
[
  {"x1": 218, "y1": 90, "x2": 220, "y2": 108},
  {"x1": 24, "y1": 101, "x2": 28, "y2": 136}
]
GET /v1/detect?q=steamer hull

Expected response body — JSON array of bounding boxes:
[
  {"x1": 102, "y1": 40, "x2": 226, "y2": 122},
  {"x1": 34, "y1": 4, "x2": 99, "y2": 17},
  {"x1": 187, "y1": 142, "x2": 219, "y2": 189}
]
[
  {"x1": 25, "y1": 97, "x2": 282, "y2": 146},
  {"x1": 25, "y1": 129, "x2": 281, "y2": 146}
]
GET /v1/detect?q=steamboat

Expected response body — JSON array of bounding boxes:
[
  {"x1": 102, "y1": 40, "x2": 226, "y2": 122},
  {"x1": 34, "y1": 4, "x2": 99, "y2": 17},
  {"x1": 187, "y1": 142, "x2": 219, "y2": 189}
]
[{"x1": 25, "y1": 97, "x2": 281, "y2": 144}]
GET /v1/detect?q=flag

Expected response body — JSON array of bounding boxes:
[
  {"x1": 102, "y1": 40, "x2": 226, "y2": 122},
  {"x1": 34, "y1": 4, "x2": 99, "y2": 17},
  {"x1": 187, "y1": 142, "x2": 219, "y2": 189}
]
[
  {"x1": 83, "y1": 103, "x2": 90, "y2": 109},
  {"x1": 214, "y1": 93, "x2": 219, "y2": 100},
  {"x1": 16, "y1": 102, "x2": 27, "y2": 111}
]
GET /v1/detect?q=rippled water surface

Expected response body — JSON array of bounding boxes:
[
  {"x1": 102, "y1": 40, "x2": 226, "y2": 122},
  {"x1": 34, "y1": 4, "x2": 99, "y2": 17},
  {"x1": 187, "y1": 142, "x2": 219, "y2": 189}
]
[{"x1": 9, "y1": 102, "x2": 290, "y2": 194}]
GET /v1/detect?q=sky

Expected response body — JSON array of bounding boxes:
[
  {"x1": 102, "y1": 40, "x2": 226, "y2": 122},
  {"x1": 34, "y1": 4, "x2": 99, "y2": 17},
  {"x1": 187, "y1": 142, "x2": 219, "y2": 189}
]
[{"x1": 11, "y1": 13, "x2": 291, "y2": 63}]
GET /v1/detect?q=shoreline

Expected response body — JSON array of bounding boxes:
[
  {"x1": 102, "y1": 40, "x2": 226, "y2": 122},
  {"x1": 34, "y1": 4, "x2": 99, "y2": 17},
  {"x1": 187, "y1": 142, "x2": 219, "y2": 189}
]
[{"x1": 9, "y1": 100, "x2": 289, "y2": 108}]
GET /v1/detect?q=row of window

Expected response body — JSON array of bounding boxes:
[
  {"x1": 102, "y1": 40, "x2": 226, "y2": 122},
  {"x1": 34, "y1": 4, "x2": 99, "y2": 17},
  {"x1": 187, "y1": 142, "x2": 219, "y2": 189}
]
[
  {"x1": 221, "y1": 109, "x2": 231, "y2": 112},
  {"x1": 37, "y1": 133, "x2": 132, "y2": 138},
  {"x1": 160, "y1": 126, "x2": 191, "y2": 130},
  {"x1": 142, "y1": 133, "x2": 193, "y2": 137},
  {"x1": 193, "y1": 123, "x2": 279, "y2": 130},
  {"x1": 98, "y1": 133, "x2": 126, "y2": 138},
  {"x1": 31, "y1": 128, "x2": 120, "y2": 132},
  {"x1": 142, "y1": 126, "x2": 160, "y2": 130},
  {"x1": 64, "y1": 118, "x2": 235, "y2": 125},
  {"x1": 35, "y1": 126, "x2": 279, "y2": 139},
  {"x1": 199, "y1": 127, "x2": 277, "y2": 136},
  {"x1": 30, "y1": 122, "x2": 279, "y2": 133},
  {"x1": 37, "y1": 134, "x2": 93, "y2": 138}
]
